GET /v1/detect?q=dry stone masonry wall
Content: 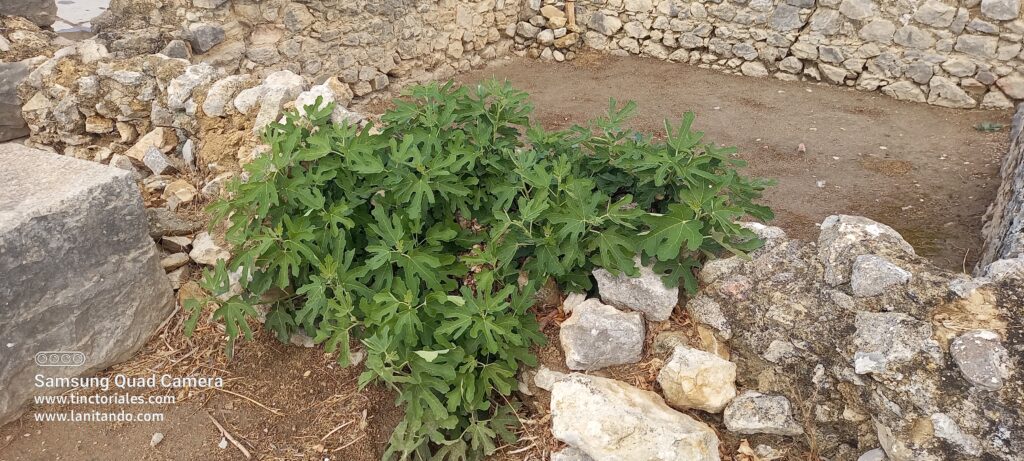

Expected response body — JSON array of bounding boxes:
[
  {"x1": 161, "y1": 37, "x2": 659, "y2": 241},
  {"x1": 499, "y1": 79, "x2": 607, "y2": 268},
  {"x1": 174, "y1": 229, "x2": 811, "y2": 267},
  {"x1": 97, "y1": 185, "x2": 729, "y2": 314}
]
[
  {"x1": 91, "y1": 0, "x2": 521, "y2": 97},
  {"x1": 513, "y1": 0, "x2": 1024, "y2": 108},
  {"x1": 980, "y1": 104, "x2": 1024, "y2": 268}
]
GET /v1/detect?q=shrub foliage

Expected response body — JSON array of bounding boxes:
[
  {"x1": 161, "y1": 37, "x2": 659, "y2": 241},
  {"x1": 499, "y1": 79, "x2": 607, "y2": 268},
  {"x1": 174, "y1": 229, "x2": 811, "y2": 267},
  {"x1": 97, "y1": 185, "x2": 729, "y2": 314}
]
[{"x1": 185, "y1": 80, "x2": 772, "y2": 460}]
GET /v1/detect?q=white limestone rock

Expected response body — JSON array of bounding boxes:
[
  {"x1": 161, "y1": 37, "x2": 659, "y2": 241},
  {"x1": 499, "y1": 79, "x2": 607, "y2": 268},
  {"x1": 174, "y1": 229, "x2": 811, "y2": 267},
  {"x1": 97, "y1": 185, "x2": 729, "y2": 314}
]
[
  {"x1": 593, "y1": 260, "x2": 678, "y2": 321},
  {"x1": 551, "y1": 374, "x2": 721, "y2": 461},
  {"x1": 657, "y1": 345, "x2": 737, "y2": 413}
]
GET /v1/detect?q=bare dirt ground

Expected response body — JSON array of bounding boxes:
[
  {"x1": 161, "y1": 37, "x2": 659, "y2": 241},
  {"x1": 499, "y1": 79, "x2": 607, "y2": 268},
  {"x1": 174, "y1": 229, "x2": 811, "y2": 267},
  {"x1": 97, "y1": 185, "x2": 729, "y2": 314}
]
[
  {"x1": 1, "y1": 54, "x2": 1013, "y2": 461},
  {"x1": 461, "y1": 53, "x2": 1011, "y2": 272}
]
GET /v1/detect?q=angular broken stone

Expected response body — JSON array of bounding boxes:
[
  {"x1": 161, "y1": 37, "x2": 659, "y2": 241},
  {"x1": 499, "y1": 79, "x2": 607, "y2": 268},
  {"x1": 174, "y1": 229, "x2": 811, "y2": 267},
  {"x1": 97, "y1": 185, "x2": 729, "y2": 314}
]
[
  {"x1": 202, "y1": 74, "x2": 254, "y2": 117},
  {"x1": 950, "y1": 330, "x2": 1010, "y2": 391},
  {"x1": 657, "y1": 345, "x2": 737, "y2": 413},
  {"x1": 293, "y1": 82, "x2": 365, "y2": 126},
  {"x1": 551, "y1": 374, "x2": 720, "y2": 461},
  {"x1": 818, "y1": 215, "x2": 915, "y2": 286},
  {"x1": 160, "y1": 253, "x2": 190, "y2": 272},
  {"x1": 188, "y1": 232, "x2": 230, "y2": 266},
  {"x1": 233, "y1": 70, "x2": 307, "y2": 132},
  {"x1": 160, "y1": 235, "x2": 193, "y2": 253},
  {"x1": 188, "y1": 22, "x2": 225, "y2": 54},
  {"x1": 839, "y1": 0, "x2": 874, "y2": 19},
  {"x1": 724, "y1": 391, "x2": 804, "y2": 436},
  {"x1": 143, "y1": 147, "x2": 177, "y2": 175},
  {"x1": 559, "y1": 298, "x2": 644, "y2": 371},
  {"x1": 587, "y1": 13, "x2": 622, "y2": 36},
  {"x1": 84, "y1": 116, "x2": 114, "y2": 134},
  {"x1": 592, "y1": 260, "x2": 677, "y2": 321},
  {"x1": 146, "y1": 207, "x2": 203, "y2": 238},
  {"x1": 166, "y1": 265, "x2": 189, "y2": 290},
  {"x1": 850, "y1": 254, "x2": 911, "y2": 297},
  {"x1": 124, "y1": 128, "x2": 176, "y2": 162},
  {"x1": 857, "y1": 448, "x2": 888, "y2": 461},
  {"x1": 981, "y1": 0, "x2": 1020, "y2": 20},
  {"x1": 142, "y1": 175, "x2": 173, "y2": 193},
  {"x1": 686, "y1": 295, "x2": 732, "y2": 339},
  {"x1": 533, "y1": 365, "x2": 568, "y2": 391},
  {"x1": 928, "y1": 76, "x2": 978, "y2": 108},
  {"x1": 163, "y1": 179, "x2": 198, "y2": 210}
]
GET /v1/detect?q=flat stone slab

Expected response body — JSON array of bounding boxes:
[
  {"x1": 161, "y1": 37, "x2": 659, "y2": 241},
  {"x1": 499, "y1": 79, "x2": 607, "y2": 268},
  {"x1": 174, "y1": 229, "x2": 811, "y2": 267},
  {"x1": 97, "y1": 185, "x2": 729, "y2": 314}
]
[{"x1": 0, "y1": 144, "x2": 174, "y2": 425}]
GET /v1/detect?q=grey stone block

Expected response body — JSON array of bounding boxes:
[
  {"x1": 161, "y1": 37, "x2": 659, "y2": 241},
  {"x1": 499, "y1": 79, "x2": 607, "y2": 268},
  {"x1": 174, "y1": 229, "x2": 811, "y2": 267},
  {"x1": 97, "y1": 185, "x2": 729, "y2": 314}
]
[
  {"x1": 0, "y1": 144, "x2": 175, "y2": 425},
  {"x1": 0, "y1": 63, "x2": 30, "y2": 142}
]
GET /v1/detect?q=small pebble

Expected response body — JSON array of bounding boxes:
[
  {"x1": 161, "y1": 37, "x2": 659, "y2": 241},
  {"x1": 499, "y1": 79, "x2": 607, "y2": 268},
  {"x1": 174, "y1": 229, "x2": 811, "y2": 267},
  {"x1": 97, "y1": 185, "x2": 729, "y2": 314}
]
[
  {"x1": 218, "y1": 438, "x2": 228, "y2": 449},
  {"x1": 150, "y1": 432, "x2": 164, "y2": 447}
]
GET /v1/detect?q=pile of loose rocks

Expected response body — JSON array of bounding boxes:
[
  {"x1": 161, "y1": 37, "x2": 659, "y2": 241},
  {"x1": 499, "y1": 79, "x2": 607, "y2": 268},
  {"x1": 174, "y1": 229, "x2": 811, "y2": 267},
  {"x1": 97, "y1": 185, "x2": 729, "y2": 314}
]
[{"x1": 535, "y1": 216, "x2": 1021, "y2": 461}]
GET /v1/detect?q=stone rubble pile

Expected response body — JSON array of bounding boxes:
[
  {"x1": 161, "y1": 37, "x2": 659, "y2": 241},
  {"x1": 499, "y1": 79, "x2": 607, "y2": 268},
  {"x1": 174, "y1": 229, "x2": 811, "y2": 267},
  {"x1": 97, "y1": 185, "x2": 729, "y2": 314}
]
[
  {"x1": 543, "y1": 214, "x2": 1021, "y2": 461},
  {"x1": 566, "y1": 0, "x2": 1024, "y2": 108}
]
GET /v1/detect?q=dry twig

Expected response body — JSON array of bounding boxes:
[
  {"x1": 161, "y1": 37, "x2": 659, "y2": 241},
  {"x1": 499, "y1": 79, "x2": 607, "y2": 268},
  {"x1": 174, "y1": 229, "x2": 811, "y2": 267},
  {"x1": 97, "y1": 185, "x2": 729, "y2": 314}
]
[{"x1": 207, "y1": 412, "x2": 252, "y2": 459}]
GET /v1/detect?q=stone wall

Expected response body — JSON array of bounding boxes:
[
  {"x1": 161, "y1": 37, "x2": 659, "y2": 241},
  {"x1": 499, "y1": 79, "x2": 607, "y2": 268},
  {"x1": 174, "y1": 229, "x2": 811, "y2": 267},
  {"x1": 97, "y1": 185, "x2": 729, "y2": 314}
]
[
  {"x1": 514, "y1": 0, "x2": 1024, "y2": 109},
  {"x1": 90, "y1": 0, "x2": 521, "y2": 97},
  {"x1": 979, "y1": 103, "x2": 1024, "y2": 269}
]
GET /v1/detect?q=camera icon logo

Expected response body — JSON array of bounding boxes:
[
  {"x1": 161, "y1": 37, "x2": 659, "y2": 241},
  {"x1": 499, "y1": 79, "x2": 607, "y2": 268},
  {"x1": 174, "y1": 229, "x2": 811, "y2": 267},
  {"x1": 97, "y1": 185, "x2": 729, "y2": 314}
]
[{"x1": 35, "y1": 351, "x2": 86, "y2": 367}]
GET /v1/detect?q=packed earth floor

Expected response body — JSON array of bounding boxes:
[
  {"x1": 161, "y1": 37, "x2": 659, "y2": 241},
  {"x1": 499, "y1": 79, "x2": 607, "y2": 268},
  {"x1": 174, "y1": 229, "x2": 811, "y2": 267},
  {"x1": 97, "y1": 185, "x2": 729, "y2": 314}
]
[{"x1": 0, "y1": 54, "x2": 1015, "y2": 460}]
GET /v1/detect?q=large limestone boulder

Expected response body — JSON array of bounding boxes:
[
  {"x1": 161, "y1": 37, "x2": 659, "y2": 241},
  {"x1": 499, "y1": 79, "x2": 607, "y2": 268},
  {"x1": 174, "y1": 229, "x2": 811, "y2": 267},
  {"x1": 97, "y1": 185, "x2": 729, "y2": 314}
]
[
  {"x1": 0, "y1": 145, "x2": 175, "y2": 425},
  {"x1": 551, "y1": 373, "x2": 721, "y2": 460}
]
